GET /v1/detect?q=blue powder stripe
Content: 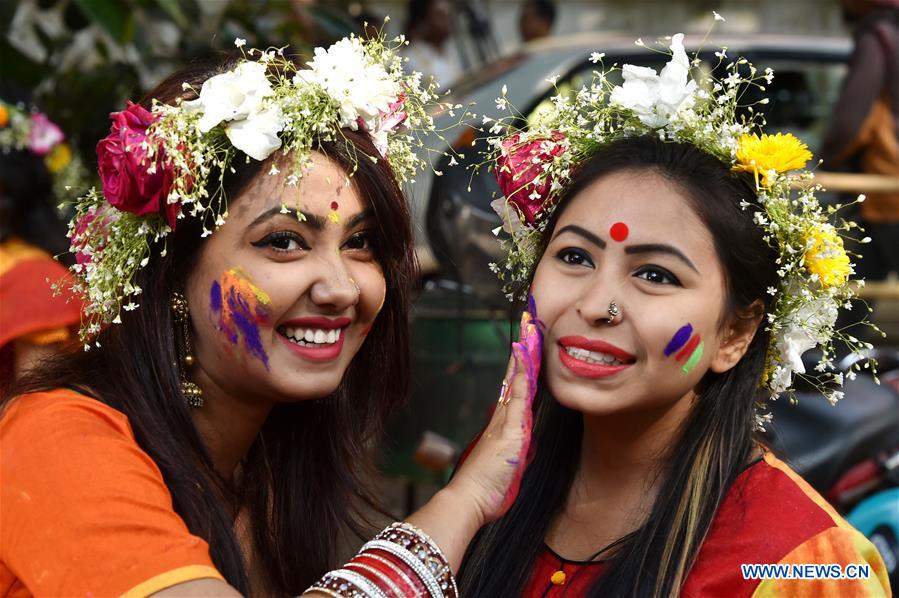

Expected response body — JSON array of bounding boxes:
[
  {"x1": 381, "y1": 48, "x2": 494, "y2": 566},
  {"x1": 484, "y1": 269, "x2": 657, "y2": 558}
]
[
  {"x1": 664, "y1": 324, "x2": 693, "y2": 356},
  {"x1": 210, "y1": 280, "x2": 222, "y2": 313}
]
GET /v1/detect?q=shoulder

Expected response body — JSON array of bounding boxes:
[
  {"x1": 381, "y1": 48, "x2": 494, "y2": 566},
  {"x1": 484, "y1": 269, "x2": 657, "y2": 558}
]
[
  {"x1": 683, "y1": 453, "x2": 889, "y2": 597},
  {"x1": 1, "y1": 388, "x2": 133, "y2": 440}
]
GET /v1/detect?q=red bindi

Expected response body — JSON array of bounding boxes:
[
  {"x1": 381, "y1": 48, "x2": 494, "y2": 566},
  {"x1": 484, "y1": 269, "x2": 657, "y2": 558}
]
[
  {"x1": 330, "y1": 201, "x2": 339, "y2": 211},
  {"x1": 610, "y1": 222, "x2": 629, "y2": 242}
]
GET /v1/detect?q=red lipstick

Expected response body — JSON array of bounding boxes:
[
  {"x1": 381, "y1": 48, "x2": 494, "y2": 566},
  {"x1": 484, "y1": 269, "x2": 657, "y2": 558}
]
[
  {"x1": 557, "y1": 336, "x2": 635, "y2": 379},
  {"x1": 277, "y1": 316, "x2": 352, "y2": 362}
]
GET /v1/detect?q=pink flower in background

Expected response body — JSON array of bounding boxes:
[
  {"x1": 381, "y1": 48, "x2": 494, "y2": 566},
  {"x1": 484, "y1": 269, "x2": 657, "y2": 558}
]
[
  {"x1": 27, "y1": 113, "x2": 64, "y2": 155},
  {"x1": 495, "y1": 131, "x2": 567, "y2": 225},
  {"x1": 96, "y1": 102, "x2": 180, "y2": 228}
]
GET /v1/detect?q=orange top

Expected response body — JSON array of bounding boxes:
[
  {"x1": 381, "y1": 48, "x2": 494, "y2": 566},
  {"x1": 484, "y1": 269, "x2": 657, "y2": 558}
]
[{"x1": 0, "y1": 389, "x2": 224, "y2": 597}]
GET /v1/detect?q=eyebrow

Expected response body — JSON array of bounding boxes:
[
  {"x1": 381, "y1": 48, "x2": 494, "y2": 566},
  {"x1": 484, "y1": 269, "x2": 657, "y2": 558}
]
[
  {"x1": 249, "y1": 206, "x2": 373, "y2": 230},
  {"x1": 553, "y1": 225, "x2": 607, "y2": 249},
  {"x1": 624, "y1": 243, "x2": 699, "y2": 273}
]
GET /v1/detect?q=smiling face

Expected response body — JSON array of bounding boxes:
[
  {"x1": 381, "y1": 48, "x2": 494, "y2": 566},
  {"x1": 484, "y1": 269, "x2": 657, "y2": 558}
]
[
  {"x1": 531, "y1": 169, "x2": 746, "y2": 419},
  {"x1": 185, "y1": 152, "x2": 386, "y2": 404}
]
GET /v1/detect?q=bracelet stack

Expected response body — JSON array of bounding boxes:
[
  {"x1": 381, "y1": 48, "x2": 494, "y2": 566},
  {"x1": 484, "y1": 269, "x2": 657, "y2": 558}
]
[{"x1": 307, "y1": 522, "x2": 459, "y2": 597}]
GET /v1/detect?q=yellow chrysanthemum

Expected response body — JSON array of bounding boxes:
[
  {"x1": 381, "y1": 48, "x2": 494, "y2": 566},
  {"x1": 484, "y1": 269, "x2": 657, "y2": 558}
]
[
  {"x1": 45, "y1": 142, "x2": 72, "y2": 173},
  {"x1": 804, "y1": 225, "x2": 851, "y2": 288},
  {"x1": 733, "y1": 132, "x2": 812, "y2": 187},
  {"x1": 0, "y1": 104, "x2": 8, "y2": 128}
]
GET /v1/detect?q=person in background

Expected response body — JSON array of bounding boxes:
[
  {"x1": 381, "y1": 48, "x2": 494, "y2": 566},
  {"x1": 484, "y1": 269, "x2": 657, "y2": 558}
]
[
  {"x1": 401, "y1": 0, "x2": 462, "y2": 90},
  {"x1": 0, "y1": 93, "x2": 82, "y2": 390},
  {"x1": 519, "y1": 0, "x2": 556, "y2": 43},
  {"x1": 820, "y1": 0, "x2": 899, "y2": 280}
]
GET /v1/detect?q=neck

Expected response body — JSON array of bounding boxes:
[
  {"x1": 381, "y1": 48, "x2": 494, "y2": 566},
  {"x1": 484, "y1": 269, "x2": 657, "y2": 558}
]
[
  {"x1": 573, "y1": 393, "x2": 696, "y2": 507},
  {"x1": 189, "y1": 380, "x2": 275, "y2": 481}
]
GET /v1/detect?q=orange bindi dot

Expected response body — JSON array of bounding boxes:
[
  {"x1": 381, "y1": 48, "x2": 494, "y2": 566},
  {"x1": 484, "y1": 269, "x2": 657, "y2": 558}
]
[{"x1": 610, "y1": 222, "x2": 629, "y2": 242}]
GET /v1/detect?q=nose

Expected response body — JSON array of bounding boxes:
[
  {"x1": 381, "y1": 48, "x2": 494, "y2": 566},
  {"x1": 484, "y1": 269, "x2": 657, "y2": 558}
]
[
  {"x1": 308, "y1": 254, "x2": 359, "y2": 311},
  {"x1": 576, "y1": 275, "x2": 622, "y2": 327}
]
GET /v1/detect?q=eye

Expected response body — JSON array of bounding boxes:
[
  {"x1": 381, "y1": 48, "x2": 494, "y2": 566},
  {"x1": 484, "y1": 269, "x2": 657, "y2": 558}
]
[
  {"x1": 251, "y1": 231, "x2": 308, "y2": 253},
  {"x1": 556, "y1": 247, "x2": 594, "y2": 268},
  {"x1": 634, "y1": 265, "x2": 681, "y2": 286},
  {"x1": 344, "y1": 231, "x2": 377, "y2": 252}
]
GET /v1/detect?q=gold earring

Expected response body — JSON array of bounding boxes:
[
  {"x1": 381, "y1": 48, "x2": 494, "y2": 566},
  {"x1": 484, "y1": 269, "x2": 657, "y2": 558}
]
[{"x1": 171, "y1": 292, "x2": 204, "y2": 408}]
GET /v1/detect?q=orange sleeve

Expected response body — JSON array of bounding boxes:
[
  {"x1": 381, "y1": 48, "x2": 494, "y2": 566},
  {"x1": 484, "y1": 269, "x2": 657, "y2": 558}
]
[
  {"x1": 750, "y1": 526, "x2": 891, "y2": 597},
  {"x1": 0, "y1": 390, "x2": 224, "y2": 596}
]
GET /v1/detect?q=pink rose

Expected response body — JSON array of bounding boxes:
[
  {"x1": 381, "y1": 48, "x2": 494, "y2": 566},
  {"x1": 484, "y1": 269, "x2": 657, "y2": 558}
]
[
  {"x1": 495, "y1": 131, "x2": 567, "y2": 225},
  {"x1": 96, "y1": 102, "x2": 180, "y2": 228},
  {"x1": 28, "y1": 113, "x2": 64, "y2": 155}
]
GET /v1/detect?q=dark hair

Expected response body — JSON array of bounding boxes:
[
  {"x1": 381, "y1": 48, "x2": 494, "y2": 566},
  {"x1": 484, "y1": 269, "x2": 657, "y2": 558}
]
[
  {"x1": 4, "y1": 55, "x2": 416, "y2": 595},
  {"x1": 459, "y1": 135, "x2": 780, "y2": 597}
]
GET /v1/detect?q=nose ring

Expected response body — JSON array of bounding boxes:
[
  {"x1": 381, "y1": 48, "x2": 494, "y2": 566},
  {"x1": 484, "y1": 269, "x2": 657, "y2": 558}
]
[{"x1": 607, "y1": 301, "x2": 621, "y2": 322}]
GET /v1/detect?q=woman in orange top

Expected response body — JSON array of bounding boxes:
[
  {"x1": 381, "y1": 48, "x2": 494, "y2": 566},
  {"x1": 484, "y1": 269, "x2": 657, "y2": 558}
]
[{"x1": 1, "y1": 38, "x2": 540, "y2": 597}]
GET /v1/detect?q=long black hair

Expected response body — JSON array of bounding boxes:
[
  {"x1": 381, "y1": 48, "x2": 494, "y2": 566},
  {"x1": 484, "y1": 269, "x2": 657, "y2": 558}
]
[
  {"x1": 4, "y1": 55, "x2": 416, "y2": 595},
  {"x1": 459, "y1": 136, "x2": 780, "y2": 597}
]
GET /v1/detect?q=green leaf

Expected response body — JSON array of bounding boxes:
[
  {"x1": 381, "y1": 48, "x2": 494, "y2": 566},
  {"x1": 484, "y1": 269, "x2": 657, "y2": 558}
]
[{"x1": 74, "y1": 0, "x2": 134, "y2": 42}]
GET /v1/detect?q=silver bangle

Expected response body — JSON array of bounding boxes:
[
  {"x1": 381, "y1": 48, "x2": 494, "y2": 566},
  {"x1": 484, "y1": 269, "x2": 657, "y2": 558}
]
[
  {"x1": 362, "y1": 540, "x2": 443, "y2": 598},
  {"x1": 361, "y1": 552, "x2": 420, "y2": 595},
  {"x1": 345, "y1": 562, "x2": 404, "y2": 597},
  {"x1": 376, "y1": 523, "x2": 458, "y2": 598},
  {"x1": 331, "y1": 569, "x2": 389, "y2": 598}
]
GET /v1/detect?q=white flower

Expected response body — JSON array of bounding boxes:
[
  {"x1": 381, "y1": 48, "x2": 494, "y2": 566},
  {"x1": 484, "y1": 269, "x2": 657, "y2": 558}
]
[
  {"x1": 294, "y1": 37, "x2": 400, "y2": 130},
  {"x1": 234, "y1": 37, "x2": 246, "y2": 48},
  {"x1": 590, "y1": 52, "x2": 605, "y2": 63},
  {"x1": 225, "y1": 104, "x2": 285, "y2": 160},
  {"x1": 185, "y1": 61, "x2": 275, "y2": 133},
  {"x1": 490, "y1": 197, "x2": 523, "y2": 235},
  {"x1": 775, "y1": 297, "x2": 839, "y2": 379},
  {"x1": 609, "y1": 33, "x2": 697, "y2": 128},
  {"x1": 713, "y1": 11, "x2": 726, "y2": 22}
]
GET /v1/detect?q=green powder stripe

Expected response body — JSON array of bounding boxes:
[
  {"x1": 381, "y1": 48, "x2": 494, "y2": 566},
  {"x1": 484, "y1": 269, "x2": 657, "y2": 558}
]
[{"x1": 680, "y1": 341, "x2": 704, "y2": 375}]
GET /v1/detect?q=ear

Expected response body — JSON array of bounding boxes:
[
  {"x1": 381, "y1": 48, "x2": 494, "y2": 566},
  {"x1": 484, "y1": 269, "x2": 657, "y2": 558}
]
[{"x1": 709, "y1": 299, "x2": 765, "y2": 374}]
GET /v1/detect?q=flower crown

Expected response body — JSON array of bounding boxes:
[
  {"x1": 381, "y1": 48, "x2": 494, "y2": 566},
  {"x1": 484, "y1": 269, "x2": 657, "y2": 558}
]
[
  {"x1": 485, "y1": 32, "x2": 878, "y2": 421},
  {"x1": 66, "y1": 33, "x2": 461, "y2": 344},
  {"x1": 0, "y1": 100, "x2": 88, "y2": 203}
]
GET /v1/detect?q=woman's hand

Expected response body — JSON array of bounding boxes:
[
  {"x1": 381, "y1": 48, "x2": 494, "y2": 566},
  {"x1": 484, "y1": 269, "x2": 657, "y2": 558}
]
[
  {"x1": 447, "y1": 305, "x2": 542, "y2": 524},
  {"x1": 404, "y1": 302, "x2": 542, "y2": 571}
]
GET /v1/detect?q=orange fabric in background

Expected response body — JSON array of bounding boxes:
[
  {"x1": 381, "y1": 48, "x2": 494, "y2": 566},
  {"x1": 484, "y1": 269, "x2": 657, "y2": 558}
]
[
  {"x1": 0, "y1": 238, "x2": 82, "y2": 349},
  {"x1": 0, "y1": 389, "x2": 224, "y2": 596}
]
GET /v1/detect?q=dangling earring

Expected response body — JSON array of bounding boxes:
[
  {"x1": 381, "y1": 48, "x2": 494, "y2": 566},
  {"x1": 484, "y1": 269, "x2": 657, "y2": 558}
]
[{"x1": 171, "y1": 291, "x2": 204, "y2": 408}]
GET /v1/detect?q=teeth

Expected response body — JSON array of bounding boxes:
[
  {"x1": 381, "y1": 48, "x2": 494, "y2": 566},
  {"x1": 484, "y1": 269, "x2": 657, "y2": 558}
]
[
  {"x1": 282, "y1": 327, "x2": 343, "y2": 347},
  {"x1": 565, "y1": 346, "x2": 625, "y2": 366}
]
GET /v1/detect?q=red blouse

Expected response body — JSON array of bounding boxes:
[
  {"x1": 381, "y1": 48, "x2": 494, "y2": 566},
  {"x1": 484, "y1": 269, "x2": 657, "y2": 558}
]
[{"x1": 523, "y1": 453, "x2": 890, "y2": 597}]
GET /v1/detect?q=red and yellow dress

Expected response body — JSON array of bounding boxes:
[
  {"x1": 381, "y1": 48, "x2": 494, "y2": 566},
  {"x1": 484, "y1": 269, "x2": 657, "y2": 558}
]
[
  {"x1": 0, "y1": 238, "x2": 83, "y2": 382},
  {"x1": 0, "y1": 389, "x2": 224, "y2": 596},
  {"x1": 526, "y1": 453, "x2": 891, "y2": 597}
]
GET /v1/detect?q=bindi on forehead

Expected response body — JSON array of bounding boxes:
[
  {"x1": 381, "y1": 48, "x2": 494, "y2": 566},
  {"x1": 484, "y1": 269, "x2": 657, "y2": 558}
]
[{"x1": 609, "y1": 222, "x2": 629, "y2": 242}]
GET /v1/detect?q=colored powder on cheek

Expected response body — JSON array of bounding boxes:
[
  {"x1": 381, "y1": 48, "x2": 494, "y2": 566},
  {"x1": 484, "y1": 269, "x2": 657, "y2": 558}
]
[
  {"x1": 216, "y1": 269, "x2": 272, "y2": 368},
  {"x1": 610, "y1": 222, "x2": 629, "y2": 242},
  {"x1": 680, "y1": 341, "x2": 704, "y2": 375},
  {"x1": 209, "y1": 280, "x2": 222, "y2": 313},
  {"x1": 664, "y1": 323, "x2": 693, "y2": 356},
  {"x1": 675, "y1": 333, "x2": 702, "y2": 362}
]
